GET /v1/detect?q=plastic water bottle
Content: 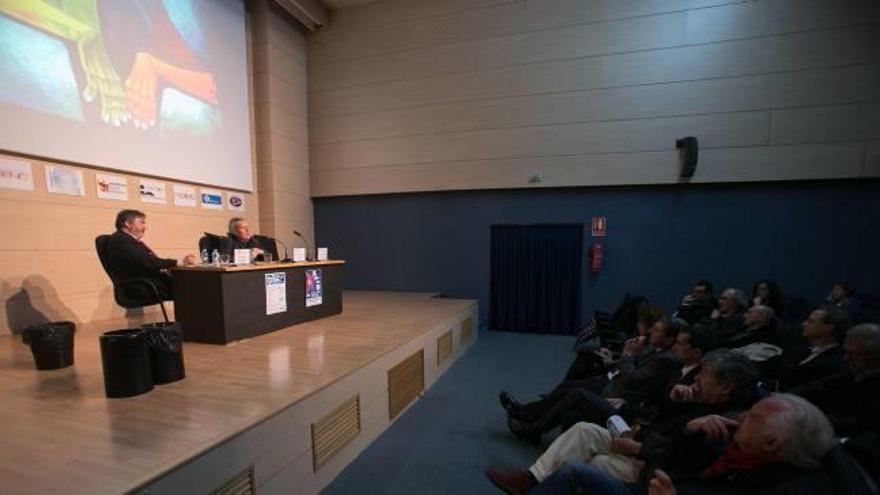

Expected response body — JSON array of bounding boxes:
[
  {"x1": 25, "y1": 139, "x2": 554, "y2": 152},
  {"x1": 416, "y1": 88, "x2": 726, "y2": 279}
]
[
  {"x1": 200, "y1": 248, "x2": 209, "y2": 265},
  {"x1": 211, "y1": 249, "x2": 220, "y2": 266}
]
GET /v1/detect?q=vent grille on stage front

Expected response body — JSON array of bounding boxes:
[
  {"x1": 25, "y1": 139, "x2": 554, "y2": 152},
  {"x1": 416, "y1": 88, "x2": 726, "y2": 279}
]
[
  {"x1": 211, "y1": 466, "x2": 254, "y2": 495},
  {"x1": 388, "y1": 350, "x2": 425, "y2": 420},
  {"x1": 312, "y1": 395, "x2": 362, "y2": 470}
]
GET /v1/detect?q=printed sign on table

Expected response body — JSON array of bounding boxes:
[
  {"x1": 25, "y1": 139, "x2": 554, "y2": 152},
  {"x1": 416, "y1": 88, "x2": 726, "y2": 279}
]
[
  {"x1": 0, "y1": 158, "x2": 34, "y2": 191},
  {"x1": 173, "y1": 184, "x2": 197, "y2": 207},
  {"x1": 200, "y1": 188, "x2": 223, "y2": 209},
  {"x1": 96, "y1": 174, "x2": 128, "y2": 200},
  {"x1": 139, "y1": 180, "x2": 167, "y2": 204},
  {"x1": 317, "y1": 247, "x2": 328, "y2": 261},
  {"x1": 265, "y1": 272, "x2": 287, "y2": 315},
  {"x1": 227, "y1": 192, "x2": 246, "y2": 212},
  {"x1": 305, "y1": 269, "x2": 323, "y2": 307},
  {"x1": 45, "y1": 165, "x2": 84, "y2": 196}
]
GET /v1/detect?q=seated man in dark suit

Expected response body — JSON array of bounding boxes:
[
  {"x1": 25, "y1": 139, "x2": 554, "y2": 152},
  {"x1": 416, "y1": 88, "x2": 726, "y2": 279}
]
[
  {"x1": 709, "y1": 287, "x2": 748, "y2": 346},
  {"x1": 673, "y1": 279, "x2": 717, "y2": 325},
  {"x1": 106, "y1": 209, "x2": 196, "y2": 300},
  {"x1": 791, "y1": 323, "x2": 880, "y2": 438},
  {"x1": 488, "y1": 351, "x2": 760, "y2": 492},
  {"x1": 227, "y1": 217, "x2": 270, "y2": 261},
  {"x1": 727, "y1": 305, "x2": 779, "y2": 347},
  {"x1": 502, "y1": 317, "x2": 685, "y2": 444},
  {"x1": 776, "y1": 305, "x2": 849, "y2": 390}
]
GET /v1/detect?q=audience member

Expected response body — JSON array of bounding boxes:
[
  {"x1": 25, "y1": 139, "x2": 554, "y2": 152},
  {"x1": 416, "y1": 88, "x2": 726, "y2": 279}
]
[
  {"x1": 727, "y1": 305, "x2": 778, "y2": 347},
  {"x1": 751, "y1": 279, "x2": 785, "y2": 316},
  {"x1": 827, "y1": 282, "x2": 860, "y2": 316},
  {"x1": 791, "y1": 323, "x2": 880, "y2": 437},
  {"x1": 709, "y1": 288, "x2": 747, "y2": 346},
  {"x1": 487, "y1": 351, "x2": 758, "y2": 493},
  {"x1": 503, "y1": 318, "x2": 684, "y2": 444},
  {"x1": 776, "y1": 306, "x2": 849, "y2": 390},
  {"x1": 674, "y1": 280, "x2": 716, "y2": 325},
  {"x1": 528, "y1": 394, "x2": 848, "y2": 495},
  {"x1": 105, "y1": 209, "x2": 196, "y2": 300}
]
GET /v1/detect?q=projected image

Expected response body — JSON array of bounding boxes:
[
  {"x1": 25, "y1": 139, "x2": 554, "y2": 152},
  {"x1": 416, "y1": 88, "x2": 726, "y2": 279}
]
[
  {"x1": 0, "y1": 0, "x2": 219, "y2": 135},
  {"x1": 0, "y1": 0, "x2": 251, "y2": 190}
]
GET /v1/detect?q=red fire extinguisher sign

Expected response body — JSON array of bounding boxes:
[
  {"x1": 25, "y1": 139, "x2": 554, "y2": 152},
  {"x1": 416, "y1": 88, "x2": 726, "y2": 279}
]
[{"x1": 591, "y1": 217, "x2": 606, "y2": 237}]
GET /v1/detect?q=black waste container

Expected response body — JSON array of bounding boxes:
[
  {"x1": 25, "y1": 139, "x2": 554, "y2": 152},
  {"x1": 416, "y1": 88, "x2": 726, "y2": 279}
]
[
  {"x1": 21, "y1": 321, "x2": 76, "y2": 370},
  {"x1": 141, "y1": 322, "x2": 185, "y2": 384},
  {"x1": 99, "y1": 329, "x2": 153, "y2": 398}
]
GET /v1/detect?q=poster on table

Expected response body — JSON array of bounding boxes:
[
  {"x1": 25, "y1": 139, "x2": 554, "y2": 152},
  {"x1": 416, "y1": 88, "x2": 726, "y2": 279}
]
[
  {"x1": 265, "y1": 272, "x2": 287, "y2": 315},
  {"x1": 200, "y1": 188, "x2": 223, "y2": 209},
  {"x1": 0, "y1": 157, "x2": 34, "y2": 191},
  {"x1": 139, "y1": 180, "x2": 167, "y2": 204},
  {"x1": 95, "y1": 174, "x2": 128, "y2": 200},
  {"x1": 305, "y1": 268, "x2": 323, "y2": 307},
  {"x1": 45, "y1": 165, "x2": 84, "y2": 196},
  {"x1": 173, "y1": 184, "x2": 197, "y2": 207}
]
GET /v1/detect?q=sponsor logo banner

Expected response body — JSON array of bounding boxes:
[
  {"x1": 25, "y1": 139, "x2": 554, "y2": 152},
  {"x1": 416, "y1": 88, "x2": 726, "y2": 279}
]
[
  {"x1": 200, "y1": 188, "x2": 223, "y2": 209},
  {"x1": 139, "y1": 180, "x2": 167, "y2": 204},
  {"x1": 0, "y1": 158, "x2": 34, "y2": 191},
  {"x1": 227, "y1": 192, "x2": 246, "y2": 212},
  {"x1": 173, "y1": 184, "x2": 197, "y2": 207},
  {"x1": 45, "y1": 165, "x2": 84, "y2": 196},
  {"x1": 96, "y1": 174, "x2": 128, "y2": 200}
]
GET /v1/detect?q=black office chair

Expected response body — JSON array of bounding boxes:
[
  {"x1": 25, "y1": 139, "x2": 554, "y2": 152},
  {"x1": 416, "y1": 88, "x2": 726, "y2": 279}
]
[
  {"x1": 198, "y1": 232, "x2": 229, "y2": 256},
  {"x1": 95, "y1": 235, "x2": 169, "y2": 323},
  {"x1": 253, "y1": 235, "x2": 280, "y2": 261}
]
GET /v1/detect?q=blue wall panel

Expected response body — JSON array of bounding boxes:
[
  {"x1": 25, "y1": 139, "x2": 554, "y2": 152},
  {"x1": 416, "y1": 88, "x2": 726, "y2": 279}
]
[{"x1": 314, "y1": 180, "x2": 880, "y2": 327}]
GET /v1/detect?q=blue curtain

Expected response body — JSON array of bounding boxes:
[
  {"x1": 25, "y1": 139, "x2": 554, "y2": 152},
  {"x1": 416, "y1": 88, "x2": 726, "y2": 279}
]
[{"x1": 490, "y1": 224, "x2": 583, "y2": 334}]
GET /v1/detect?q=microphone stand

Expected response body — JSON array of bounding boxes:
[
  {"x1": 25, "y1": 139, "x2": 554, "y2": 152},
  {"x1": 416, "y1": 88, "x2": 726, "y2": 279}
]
[
  {"x1": 293, "y1": 230, "x2": 314, "y2": 261},
  {"x1": 275, "y1": 238, "x2": 291, "y2": 262}
]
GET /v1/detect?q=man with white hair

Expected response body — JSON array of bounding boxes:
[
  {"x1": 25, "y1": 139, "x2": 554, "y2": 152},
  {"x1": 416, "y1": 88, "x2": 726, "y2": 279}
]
[
  {"x1": 709, "y1": 288, "x2": 747, "y2": 346},
  {"x1": 727, "y1": 304, "x2": 778, "y2": 347},
  {"x1": 526, "y1": 394, "x2": 852, "y2": 495}
]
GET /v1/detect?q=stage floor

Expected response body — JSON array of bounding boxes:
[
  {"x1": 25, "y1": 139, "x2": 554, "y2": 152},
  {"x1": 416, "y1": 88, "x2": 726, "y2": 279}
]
[{"x1": 0, "y1": 291, "x2": 477, "y2": 494}]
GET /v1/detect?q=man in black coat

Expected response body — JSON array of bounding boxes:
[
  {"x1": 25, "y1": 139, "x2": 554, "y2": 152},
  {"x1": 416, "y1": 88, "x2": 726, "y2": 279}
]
[
  {"x1": 105, "y1": 209, "x2": 196, "y2": 300},
  {"x1": 791, "y1": 323, "x2": 880, "y2": 437},
  {"x1": 775, "y1": 306, "x2": 849, "y2": 391},
  {"x1": 502, "y1": 317, "x2": 684, "y2": 444}
]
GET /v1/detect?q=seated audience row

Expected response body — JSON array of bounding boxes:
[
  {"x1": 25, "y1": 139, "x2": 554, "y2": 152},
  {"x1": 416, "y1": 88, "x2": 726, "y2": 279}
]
[{"x1": 489, "y1": 280, "x2": 879, "y2": 494}]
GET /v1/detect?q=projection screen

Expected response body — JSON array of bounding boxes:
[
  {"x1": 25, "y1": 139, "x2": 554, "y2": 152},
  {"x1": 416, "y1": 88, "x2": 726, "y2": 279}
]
[{"x1": 0, "y1": 0, "x2": 253, "y2": 190}]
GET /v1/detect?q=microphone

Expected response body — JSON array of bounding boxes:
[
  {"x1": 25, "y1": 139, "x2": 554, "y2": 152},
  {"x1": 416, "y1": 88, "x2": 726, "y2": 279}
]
[
  {"x1": 275, "y1": 237, "x2": 290, "y2": 262},
  {"x1": 293, "y1": 230, "x2": 314, "y2": 261}
]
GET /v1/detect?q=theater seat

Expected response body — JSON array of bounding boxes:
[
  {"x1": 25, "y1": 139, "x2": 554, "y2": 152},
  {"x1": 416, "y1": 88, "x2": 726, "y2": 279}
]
[{"x1": 95, "y1": 235, "x2": 169, "y2": 322}]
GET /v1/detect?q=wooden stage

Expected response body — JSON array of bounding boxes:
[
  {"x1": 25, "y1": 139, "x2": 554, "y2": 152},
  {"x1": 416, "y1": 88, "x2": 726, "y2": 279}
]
[{"x1": 0, "y1": 291, "x2": 478, "y2": 494}]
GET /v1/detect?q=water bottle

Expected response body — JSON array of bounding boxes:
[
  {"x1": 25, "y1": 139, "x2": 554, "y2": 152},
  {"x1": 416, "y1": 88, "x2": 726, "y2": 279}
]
[
  {"x1": 200, "y1": 248, "x2": 209, "y2": 265},
  {"x1": 211, "y1": 249, "x2": 220, "y2": 266}
]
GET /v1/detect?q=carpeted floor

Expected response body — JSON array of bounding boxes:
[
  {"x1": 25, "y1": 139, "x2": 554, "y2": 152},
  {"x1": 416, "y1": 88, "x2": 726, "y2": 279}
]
[{"x1": 323, "y1": 328, "x2": 575, "y2": 494}]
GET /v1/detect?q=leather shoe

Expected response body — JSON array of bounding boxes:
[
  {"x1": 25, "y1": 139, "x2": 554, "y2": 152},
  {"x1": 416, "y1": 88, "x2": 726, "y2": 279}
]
[
  {"x1": 507, "y1": 416, "x2": 541, "y2": 446},
  {"x1": 485, "y1": 468, "x2": 536, "y2": 495},
  {"x1": 499, "y1": 390, "x2": 522, "y2": 417}
]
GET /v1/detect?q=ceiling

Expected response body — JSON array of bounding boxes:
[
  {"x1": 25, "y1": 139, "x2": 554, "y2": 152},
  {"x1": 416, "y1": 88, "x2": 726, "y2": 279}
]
[{"x1": 318, "y1": 0, "x2": 379, "y2": 9}]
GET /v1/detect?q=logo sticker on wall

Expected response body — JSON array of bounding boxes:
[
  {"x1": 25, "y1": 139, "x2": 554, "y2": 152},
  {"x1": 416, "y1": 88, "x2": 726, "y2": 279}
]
[
  {"x1": 45, "y1": 165, "x2": 84, "y2": 196},
  {"x1": 173, "y1": 184, "x2": 197, "y2": 207},
  {"x1": 139, "y1": 180, "x2": 167, "y2": 204},
  {"x1": 96, "y1": 174, "x2": 129, "y2": 200},
  {"x1": 0, "y1": 158, "x2": 34, "y2": 191},
  {"x1": 200, "y1": 188, "x2": 223, "y2": 209},
  {"x1": 227, "y1": 192, "x2": 245, "y2": 212}
]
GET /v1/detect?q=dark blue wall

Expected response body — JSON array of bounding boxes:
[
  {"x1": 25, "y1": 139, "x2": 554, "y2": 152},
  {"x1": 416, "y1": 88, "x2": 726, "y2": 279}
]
[{"x1": 314, "y1": 180, "x2": 880, "y2": 327}]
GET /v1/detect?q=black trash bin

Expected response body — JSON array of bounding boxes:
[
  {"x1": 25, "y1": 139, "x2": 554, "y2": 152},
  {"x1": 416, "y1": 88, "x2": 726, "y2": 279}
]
[
  {"x1": 21, "y1": 321, "x2": 76, "y2": 370},
  {"x1": 99, "y1": 329, "x2": 153, "y2": 398},
  {"x1": 141, "y1": 322, "x2": 185, "y2": 384}
]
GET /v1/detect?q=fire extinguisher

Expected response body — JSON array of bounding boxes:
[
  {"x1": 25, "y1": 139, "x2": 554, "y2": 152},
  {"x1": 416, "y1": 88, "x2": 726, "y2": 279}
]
[{"x1": 590, "y1": 242, "x2": 603, "y2": 273}]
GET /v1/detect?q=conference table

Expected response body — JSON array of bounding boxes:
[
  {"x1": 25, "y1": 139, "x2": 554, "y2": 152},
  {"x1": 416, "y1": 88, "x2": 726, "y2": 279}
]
[{"x1": 171, "y1": 260, "x2": 345, "y2": 344}]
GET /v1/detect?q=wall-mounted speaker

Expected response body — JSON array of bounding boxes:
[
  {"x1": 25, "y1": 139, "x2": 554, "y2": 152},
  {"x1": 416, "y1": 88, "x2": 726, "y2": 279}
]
[{"x1": 676, "y1": 136, "x2": 699, "y2": 178}]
